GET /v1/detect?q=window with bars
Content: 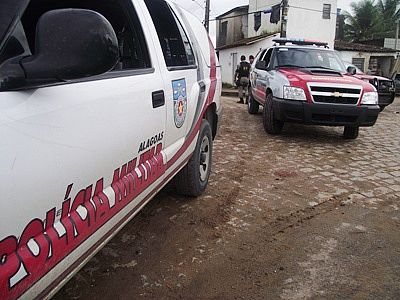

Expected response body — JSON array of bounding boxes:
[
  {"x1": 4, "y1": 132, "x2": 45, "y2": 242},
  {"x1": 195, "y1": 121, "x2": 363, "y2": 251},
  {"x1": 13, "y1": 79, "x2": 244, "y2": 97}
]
[{"x1": 323, "y1": 4, "x2": 331, "y2": 19}]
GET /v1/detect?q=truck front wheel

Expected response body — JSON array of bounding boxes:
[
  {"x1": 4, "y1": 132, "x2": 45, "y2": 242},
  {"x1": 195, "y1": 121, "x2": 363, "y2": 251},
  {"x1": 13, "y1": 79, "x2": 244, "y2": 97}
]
[
  {"x1": 343, "y1": 126, "x2": 359, "y2": 139},
  {"x1": 174, "y1": 119, "x2": 213, "y2": 197},
  {"x1": 263, "y1": 93, "x2": 284, "y2": 134}
]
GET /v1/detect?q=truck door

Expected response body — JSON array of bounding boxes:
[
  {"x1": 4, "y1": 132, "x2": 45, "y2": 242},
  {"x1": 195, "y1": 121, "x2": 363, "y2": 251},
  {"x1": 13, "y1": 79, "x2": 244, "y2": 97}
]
[
  {"x1": 254, "y1": 48, "x2": 274, "y2": 104},
  {"x1": 0, "y1": 0, "x2": 167, "y2": 297},
  {"x1": 143, "y1": 0, "x2": 199, "y2": 166}
]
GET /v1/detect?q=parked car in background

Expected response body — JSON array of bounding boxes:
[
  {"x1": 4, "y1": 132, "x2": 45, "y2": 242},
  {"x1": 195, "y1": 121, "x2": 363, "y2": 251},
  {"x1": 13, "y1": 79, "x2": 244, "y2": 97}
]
[
  {"x1": 344, "y1": 63, "x2": 395, "y2": 111},
  {"x1": 249, "y1": 38, "x2": 380, "y2": 139},
  {"x1": 392, "y1": 73, "x2": 400, "y2": 95},
  {"x1": 0, "y1": 0, "x2": 221, "y2": 299}
]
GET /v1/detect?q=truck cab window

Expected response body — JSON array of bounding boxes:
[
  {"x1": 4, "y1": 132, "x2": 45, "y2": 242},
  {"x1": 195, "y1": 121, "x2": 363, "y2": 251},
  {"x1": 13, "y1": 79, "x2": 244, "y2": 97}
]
[
  {"x1": 144, "y1": 0, "x2": 195, "y2": 68},
  {"x1": 262, "y1": 48, "x2": 273, "y2": 67},
  {"x1": 20, "y1": 0, "x2": 150, "y2": 71},
  {"x1": 0, "y1": 22, "x2": 31, "y2": 66}
]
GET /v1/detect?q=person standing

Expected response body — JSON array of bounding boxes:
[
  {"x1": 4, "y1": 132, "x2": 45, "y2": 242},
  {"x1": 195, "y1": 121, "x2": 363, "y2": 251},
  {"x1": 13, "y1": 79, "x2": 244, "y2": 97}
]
[
  {"x1": 235, "y1": 55, "x2": 251, "y2": 104},
  {"x1": 249, "y1": 55, "x2": 255, "y2": 65}
]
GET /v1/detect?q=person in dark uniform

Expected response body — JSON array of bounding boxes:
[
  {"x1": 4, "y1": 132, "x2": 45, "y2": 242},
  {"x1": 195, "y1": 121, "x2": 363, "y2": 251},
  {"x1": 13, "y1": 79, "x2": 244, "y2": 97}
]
[{"x1": 235, "y1": 55, "x2": 251, "y2": 104}]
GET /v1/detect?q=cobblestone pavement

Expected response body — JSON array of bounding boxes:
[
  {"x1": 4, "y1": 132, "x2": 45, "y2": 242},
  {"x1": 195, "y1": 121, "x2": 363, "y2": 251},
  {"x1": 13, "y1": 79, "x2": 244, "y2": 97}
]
[{"x1": 55, "y1": 97, "x2": 400, "y2": 300}]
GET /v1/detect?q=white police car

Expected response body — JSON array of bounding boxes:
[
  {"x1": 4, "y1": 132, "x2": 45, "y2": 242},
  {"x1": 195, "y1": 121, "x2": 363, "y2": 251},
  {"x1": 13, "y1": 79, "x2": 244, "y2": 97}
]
[{"x1": 0, "y1": 0, "x2": 221, "y2": 298}]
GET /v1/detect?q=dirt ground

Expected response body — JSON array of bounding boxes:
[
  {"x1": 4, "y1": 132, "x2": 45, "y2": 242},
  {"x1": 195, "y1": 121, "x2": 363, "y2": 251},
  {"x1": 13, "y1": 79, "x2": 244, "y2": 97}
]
[{"x1": 55, "y1": 97, "x2": 400, "y2": 300}]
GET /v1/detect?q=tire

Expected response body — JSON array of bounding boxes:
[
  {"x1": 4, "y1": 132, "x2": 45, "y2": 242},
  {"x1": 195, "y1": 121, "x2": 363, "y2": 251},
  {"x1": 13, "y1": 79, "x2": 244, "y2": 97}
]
[
  {"x1": 379, "y1": 105, "x2": 385, "y2": 112},
  {"x1": 343, "y1": 126, "x2": 359, "y2": 139},
  {"x1": 174, "y1": 119, "x2": 213, "y2": 197},
  {"x1": 263, "y1": 93, "x2": 284, "y2": 134},
  {"x1": 248, "y1": 89, "x2": 259, "y2": 114}
]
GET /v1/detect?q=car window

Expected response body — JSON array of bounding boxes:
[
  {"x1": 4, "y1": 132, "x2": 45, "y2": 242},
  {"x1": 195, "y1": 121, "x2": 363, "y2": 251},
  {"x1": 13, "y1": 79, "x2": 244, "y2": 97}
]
[
  {"x1": 257, "y1": 49, "x2": 267, "y2": 63},
  {"x1": 0, "y1": 21, "x2": 30, "y2": 65},
  {"x1": 18, "y1": 0, "x2": 150, "y2": 71},
  {"x1": 144, "y1": 0, "x2": 196, "y2": 68},
  {"x1": 262, "y1": 48, "x2": 273, "y2": 67}
]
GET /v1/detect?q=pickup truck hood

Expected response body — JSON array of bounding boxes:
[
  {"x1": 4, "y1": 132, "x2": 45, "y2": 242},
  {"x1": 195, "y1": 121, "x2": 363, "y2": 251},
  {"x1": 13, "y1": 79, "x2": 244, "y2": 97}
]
[{"x1": 278, "y1": 68, "x2": 376, "y2": 93}]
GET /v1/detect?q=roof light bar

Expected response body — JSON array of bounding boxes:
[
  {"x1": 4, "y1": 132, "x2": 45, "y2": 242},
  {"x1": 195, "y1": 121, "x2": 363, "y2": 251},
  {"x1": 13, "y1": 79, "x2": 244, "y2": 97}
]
[{"x1": 273, "y1": 38, "x2": 329, "y2": 47}]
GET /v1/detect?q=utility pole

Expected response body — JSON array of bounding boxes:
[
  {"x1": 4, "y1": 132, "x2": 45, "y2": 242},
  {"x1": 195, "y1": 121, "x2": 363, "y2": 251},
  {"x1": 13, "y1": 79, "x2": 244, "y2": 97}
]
[
  {"x1": 280, "y1": 0, "x2": 288, "y2": 38},
  {"x1": 204, "y1": 0, "x2": 210, "y2": 33},
  {"x1": 395, "y1": 20, "x2": 399, "y2": 52}
]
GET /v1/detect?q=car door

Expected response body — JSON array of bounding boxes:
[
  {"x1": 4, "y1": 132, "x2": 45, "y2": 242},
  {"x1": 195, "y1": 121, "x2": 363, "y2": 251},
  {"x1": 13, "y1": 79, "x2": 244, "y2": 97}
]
[
  {"x1": 253, "y1": 48, "x2": 274, "y2": 105},
  {"x1": 0, "y1": 0, "x2": 167, "y2": 298},
  {"x1": 142, "y1": 0, "x2": 199, "y2": 170}
]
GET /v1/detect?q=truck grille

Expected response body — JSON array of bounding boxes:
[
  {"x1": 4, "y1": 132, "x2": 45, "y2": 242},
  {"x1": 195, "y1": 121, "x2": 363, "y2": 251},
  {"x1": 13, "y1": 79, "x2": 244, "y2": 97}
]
[{"x1": 308, "y1": 83, "x2": 362, "y2": 105}]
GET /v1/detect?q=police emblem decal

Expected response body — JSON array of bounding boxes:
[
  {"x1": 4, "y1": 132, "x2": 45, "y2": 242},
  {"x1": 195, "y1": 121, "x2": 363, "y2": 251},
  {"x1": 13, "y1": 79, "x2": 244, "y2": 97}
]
[{"x1": 172, "y1": 79, "x2": 187, "y2": 128}]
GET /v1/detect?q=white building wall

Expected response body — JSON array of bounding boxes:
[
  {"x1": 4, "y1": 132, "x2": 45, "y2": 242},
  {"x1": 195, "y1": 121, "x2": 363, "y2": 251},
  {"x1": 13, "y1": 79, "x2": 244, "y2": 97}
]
[
  {"x1": 286, "y1": 0, "x2": 337, "y2": 48},
  {"x1": 219, "y1": 36, "x2": 277, "y2": 85},
  {"x1": 248, "y1": 0, "x2": 281, "y2": 38}
]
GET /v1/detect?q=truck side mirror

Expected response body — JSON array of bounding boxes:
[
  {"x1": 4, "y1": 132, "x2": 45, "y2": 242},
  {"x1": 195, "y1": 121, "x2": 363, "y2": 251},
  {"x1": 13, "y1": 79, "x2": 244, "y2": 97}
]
[
  {"x1": 21, "y1": 9, "x2": 119, "y2": 82},
  {"x1": 346, "y1": 66, "x2": 357, "y2": 75},
  {"x1": 256, "y1": 60, "x2": 267, "y2": 70}
]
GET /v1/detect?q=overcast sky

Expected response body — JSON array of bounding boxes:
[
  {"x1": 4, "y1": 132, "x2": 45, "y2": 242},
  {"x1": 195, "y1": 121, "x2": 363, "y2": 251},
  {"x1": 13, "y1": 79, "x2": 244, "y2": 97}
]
[{"x1": 173, "y1": 0, "x2": 358, "y2": 43}]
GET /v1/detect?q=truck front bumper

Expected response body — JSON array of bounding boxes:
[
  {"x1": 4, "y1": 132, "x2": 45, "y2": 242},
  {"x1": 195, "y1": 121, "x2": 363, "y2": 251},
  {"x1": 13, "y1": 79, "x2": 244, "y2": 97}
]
[{"x1": 272, "y1": 98, "x2": 380, "y2": 127}]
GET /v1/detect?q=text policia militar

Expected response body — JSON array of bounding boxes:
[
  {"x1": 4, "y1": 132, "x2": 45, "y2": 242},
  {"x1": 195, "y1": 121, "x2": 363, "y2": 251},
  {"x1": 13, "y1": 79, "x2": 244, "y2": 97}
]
[{"x1": 0, "y1": 142, "x2": 166, "y2": 299}]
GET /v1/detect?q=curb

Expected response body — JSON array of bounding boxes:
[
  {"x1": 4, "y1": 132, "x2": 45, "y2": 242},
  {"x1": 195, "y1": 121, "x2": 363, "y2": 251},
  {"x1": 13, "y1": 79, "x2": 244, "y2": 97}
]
[{"x1": 222, "y1": 90, "x2": 239, "y2": 97}]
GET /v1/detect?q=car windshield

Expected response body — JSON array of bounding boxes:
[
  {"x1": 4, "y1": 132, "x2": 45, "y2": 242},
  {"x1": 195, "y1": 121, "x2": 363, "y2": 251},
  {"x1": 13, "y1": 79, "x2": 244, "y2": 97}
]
[{"x1": 275, "y1": 47, "x2": 346, "y2": 72}]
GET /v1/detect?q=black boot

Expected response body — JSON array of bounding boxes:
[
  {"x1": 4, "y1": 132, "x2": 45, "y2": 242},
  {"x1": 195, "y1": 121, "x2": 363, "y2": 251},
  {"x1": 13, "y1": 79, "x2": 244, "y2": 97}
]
[{"x1": 237, "y1": 98, "x2": 244, "y2": 104}]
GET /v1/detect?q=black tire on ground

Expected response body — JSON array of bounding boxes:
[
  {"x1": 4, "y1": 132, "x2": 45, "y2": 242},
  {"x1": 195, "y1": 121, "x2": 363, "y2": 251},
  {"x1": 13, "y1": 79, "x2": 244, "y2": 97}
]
[
  {"x1": 379, "y1": 105, "x2": 385, "y2": 112},
  {"x1": 263, "y1": 93, "x2": 284, "y2": 134},
  {"x1": 248, "y1": 90, "x2": 259, "y2": 114},
  {"x1": 343, "y1": 126, "x2": 359, "y2": 139},
  {"x1": 174, "y1": 119, "x2": 213, "y2": 197}
]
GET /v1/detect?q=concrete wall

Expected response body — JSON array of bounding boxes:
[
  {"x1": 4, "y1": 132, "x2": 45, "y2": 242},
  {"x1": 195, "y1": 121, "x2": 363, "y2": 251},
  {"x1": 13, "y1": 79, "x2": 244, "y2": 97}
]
[
  {"x1": 216, "y1": 9, "x2": 248, "y2": 48},
  {"x1": 286, "y1": 0, "x2": 337, "y2": 48},
  {"x1": 248, "y1": 0, "x2": 281, "y2": 38},
  {"x1": 218, "y1": 35, "x2": 278, "y2": 85},
  {"x1": 337, "y1": 50, "x2": 396, "y2": 77}
]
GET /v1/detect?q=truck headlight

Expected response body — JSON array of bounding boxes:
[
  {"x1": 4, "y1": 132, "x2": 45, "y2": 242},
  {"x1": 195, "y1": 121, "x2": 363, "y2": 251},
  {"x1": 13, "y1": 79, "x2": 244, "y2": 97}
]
[
  {"x1": 361, "y1": 92, "x2": 378, "y2": 105},
  {"x1": 283, "y1": 86, "x2": 307, "y2": 101}
]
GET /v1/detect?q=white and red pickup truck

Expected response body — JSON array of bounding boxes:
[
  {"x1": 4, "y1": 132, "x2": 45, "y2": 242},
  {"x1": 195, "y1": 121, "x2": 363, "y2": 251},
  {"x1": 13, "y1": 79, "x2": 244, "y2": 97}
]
[
  {"x1": 249, "y1": 38, "x2": 380, "y2": 139},
  {"x1": 0, "y1": 0, "x2": 221, "y2": 299}
]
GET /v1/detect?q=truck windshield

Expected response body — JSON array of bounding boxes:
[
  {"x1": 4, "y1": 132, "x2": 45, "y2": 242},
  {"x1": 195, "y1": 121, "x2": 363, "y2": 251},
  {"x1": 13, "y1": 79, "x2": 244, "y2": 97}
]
[{"x1": 275, "y1": 48, "x2": 346, "y2": 72}]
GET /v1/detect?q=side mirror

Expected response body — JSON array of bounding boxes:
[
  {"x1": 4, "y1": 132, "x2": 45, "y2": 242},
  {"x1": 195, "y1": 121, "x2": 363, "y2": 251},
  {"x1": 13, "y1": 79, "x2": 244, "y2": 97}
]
[
  {"x1": 346, "y1": 66, "x2": 357, "y2": 75},
  {"x1": 21, "y1": 9, "x2": 119, "y2": 81},
  {"x1": 256, "y1": 60, "x2": 267, "y2": 70}
]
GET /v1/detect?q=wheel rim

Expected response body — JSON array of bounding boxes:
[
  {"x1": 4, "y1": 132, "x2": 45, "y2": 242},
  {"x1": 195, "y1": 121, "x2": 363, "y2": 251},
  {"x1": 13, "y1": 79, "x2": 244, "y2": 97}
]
[{"x1": 199, "y1": 136, "x2": 210, "y2": 182}]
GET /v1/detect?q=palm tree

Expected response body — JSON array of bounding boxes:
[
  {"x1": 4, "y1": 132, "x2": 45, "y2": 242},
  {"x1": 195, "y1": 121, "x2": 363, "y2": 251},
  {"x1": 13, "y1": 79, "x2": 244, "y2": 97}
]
[
  {"x1": 375, "y1": 0, "x2": 400, "y2": 36},
  {"x1": 343, "y1": 0, "x2": 382, "y2": 41}
]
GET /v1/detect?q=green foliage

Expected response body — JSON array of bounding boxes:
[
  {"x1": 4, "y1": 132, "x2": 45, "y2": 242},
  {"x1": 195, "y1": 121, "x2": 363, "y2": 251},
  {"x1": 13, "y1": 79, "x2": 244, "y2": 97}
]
[{"x1": 343, "y1": 0, "x2": 400, "y2": 41}]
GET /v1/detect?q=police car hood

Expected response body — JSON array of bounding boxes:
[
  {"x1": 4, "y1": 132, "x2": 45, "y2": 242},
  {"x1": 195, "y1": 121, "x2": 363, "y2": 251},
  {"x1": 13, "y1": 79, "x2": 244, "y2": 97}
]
[{"x1": 278, "y1": 68, "x2": 376, "y2": 92}]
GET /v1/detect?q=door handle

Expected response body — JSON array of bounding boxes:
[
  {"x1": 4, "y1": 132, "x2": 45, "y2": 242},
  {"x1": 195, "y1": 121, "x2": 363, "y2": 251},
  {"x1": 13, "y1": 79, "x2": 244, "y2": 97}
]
[
  {"x1": 199, "y1": 81, "x2": 206, "y2": 93},
  {"x1": 152, "y1": 90, "x2": 165, "y2": 108}
]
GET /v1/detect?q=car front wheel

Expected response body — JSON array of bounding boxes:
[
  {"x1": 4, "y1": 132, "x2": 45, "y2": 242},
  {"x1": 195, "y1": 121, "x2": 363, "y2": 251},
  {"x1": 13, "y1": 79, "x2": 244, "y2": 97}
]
[
  {"x1": 343, "y1": 126, "x2": 359, "y2": 139},
  {"x1": 174, "y1": 119, "x2": 213, "y2": 197},
  {"x1": 263, "y1": 93, "x2": 284, "y2": 134}
]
